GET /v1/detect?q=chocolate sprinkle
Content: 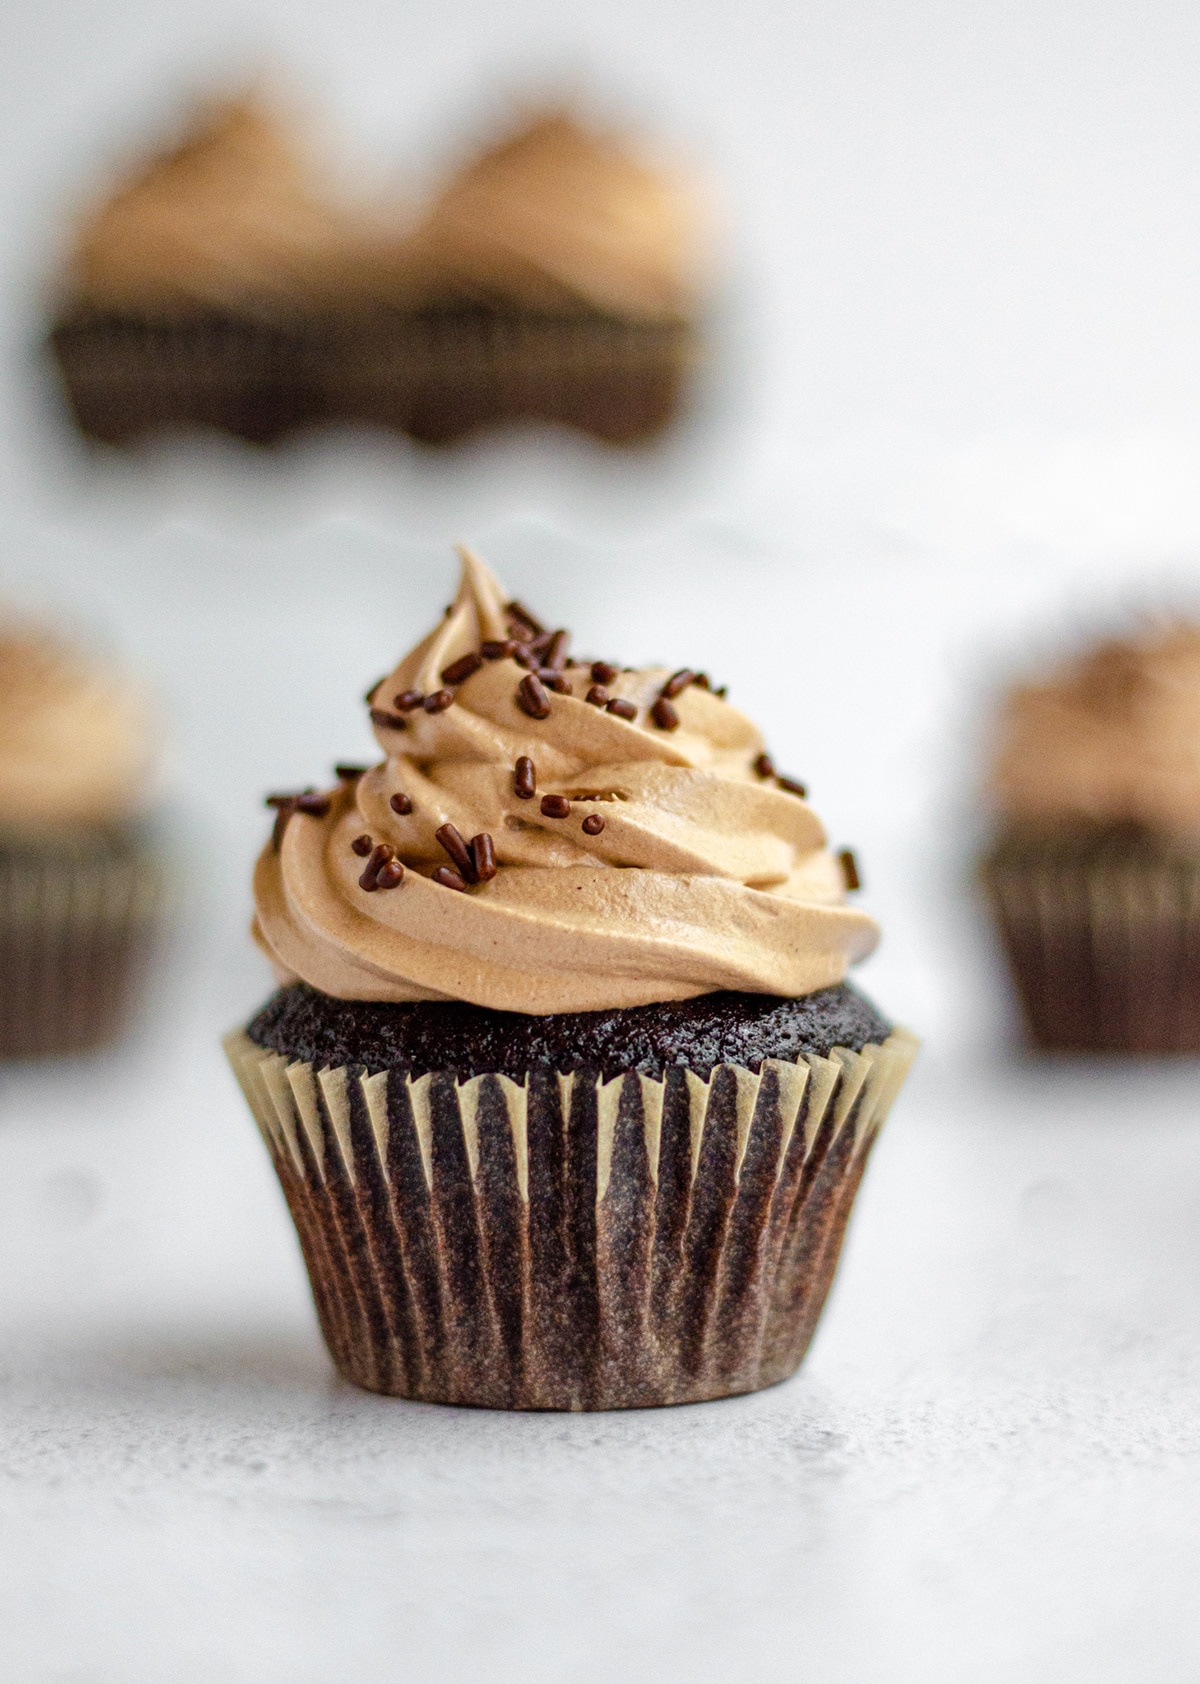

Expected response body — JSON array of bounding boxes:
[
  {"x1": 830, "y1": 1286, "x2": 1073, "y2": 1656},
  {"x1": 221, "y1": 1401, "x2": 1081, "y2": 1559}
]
[
  {"x1": 370, "y1": 708, "x2": 408, "y2": 731},
  {"x1": 651, "y1": 698, "x2": 680, "y2": 731},
  {"x1": 540, "y1": 794, "x2": 571, "y2": 818},
  {"x1": 423, "y1": 689, "x2": 455, "y2": 713},
  {"x1": 393, "y1": 690, "x2": 424, "y2": 711},
  {"x1": 359, "y1": 843, "x2": 396, "y2": 892},
  {"x1": 435, "y1": 823, "x2": 477, "y2": 881},
  {"x1": 606, "y1": 697, "x2": 637, "y2": 720},
  {"x1": 581, "y1": 813, "x2": 605, "y2": 836},
  {"x1": 375, "y1": 858, "x2": 405, "y2": 890},
  {"x1": 351, "y1": 834, "x2": 374, "y2": 856},
  {"x1": 585, "y1": 685, "x2": 608, "y2": 707},
  {"x1": 518, "y1": 674, "x2": 552, "y2": 719},
  {"x1": 753, "y1": 752, "x2": 776, "y2": 779},
  {"x1": 544, "y1": 630, "x2": 570, "y2": 671},
  {"x1": 481, "y1": 639, "x2": 517, "y2": 660},
  {"x1": 441, "y1": 652, "x2": 483, "y2": 686},
  {"x1": 506, "y1": 600, "x2": 543, "y2": 637},
  {"x1": 777, "y1": 776, "x2": 807, "y2": 798},
  {"x1": 390, "y1": 793, "x2": 413, "y2": 815},
  {"x1": 431, "y1": 865, "x2": 469, "y2": 892},
  {"x1": 839, "y1": 848, "x2": 862, "y2": 891},
  {"x1": 335, "y1": 764, "x2": 367, "y2": 781},
  {"x1": 514, "y1": 756, "x2": 536, "y2": 800},
  {"x1": 470, "y1": 833, "x2": 497, "y2": 882},
  {"x1": 661, "y1": 669, "x2": 696, "y2": 699},
  {"x1": 591, "y1": 661, "x2": 618, "y2": 684},
  {"x1": 538, "y1": 671, "x2": 571, "y2": 694}
]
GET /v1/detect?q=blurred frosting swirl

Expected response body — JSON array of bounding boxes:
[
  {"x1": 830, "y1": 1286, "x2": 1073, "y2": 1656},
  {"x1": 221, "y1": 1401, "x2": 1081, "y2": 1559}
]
[
  {"x1": 989, "y1": 621, "x2": 1200, "y2": 836},
  {"x1": 253, "y1": 549, "x2": 877, "y2": 1014},
  {"x1": 394, "y1": 110, "x2": 707, "y2": 320},
  {"x1": 65, "y1": 94, "x2": 384, "y2": 316},
  {"x1": 0, "y1": 631, "x2": 154, "y2": 828}
]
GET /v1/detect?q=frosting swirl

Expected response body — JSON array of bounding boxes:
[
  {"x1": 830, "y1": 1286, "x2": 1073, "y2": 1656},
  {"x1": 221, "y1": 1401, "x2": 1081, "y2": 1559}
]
[
  {"x1": 989, "y1": 621, "x2": 1200, "y2": 837},
  {"x1": 253, "y1": 549, "x2": 877, "y2": 1013},
  {"x1": 397, "y1": 110, "x2": 706, "y2": 320},
  {"x1": 0, "y1": 631, "x2": 155, "y2": 829},
  {"x1": 65, "y1": 94, "x2": 386, "y2": 316}
]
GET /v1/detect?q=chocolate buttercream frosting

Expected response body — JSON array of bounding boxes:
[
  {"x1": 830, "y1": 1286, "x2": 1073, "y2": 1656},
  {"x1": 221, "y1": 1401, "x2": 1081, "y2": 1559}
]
[
  {"x1": 0, "y1": 630, "x2": 154, "y2": 828},
  {"x1": 64, "y1": 93, "x2": 385, "y2": 317},
  {"x1": 396, "y1": 110, "x2": 707, "y2": 319},
  {"x1": 989, "y1": 621, "x2": 1200, "y2": 838},
  {"x1": 252, "y1": 548, "x2": 877, "y2": 1014}
]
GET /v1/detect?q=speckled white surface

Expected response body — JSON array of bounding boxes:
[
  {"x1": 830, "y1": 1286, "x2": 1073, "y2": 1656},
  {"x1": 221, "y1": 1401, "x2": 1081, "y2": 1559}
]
[{"x1": 3, "y1": 0, "x2": 1200, "y2": 1677}]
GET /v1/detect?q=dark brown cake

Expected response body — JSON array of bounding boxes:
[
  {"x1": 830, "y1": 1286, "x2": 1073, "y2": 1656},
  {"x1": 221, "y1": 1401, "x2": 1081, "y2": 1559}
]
[{"x1": 248, "y1": 979, "x2": 891, "y2": 1078}]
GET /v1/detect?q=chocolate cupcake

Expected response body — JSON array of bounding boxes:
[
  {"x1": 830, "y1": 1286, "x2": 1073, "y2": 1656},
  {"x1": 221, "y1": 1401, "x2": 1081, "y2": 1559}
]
[
  {"x1": 982, "y1": 620, "x2": 1200, "y2": 1052},
  {"x1": 0, "y1": 629, "x2": 168, "y2": 1056},
  {"x1": 47, "y1": 93, "x2": 381, "y2": 444},
  {"x1": 48, "y1": 98, "x2": 708, "y2": 449},
  {"x1": 225, "y1": 548, "x2": 915, "y2": 1408},
  {"x1": 333, "y1": 109, "x2": 707, "y2": 443}
]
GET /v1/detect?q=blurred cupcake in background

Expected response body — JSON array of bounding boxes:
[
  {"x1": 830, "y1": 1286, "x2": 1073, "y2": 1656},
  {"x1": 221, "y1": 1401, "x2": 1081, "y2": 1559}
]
[
  {"x1": 47, "y1": 90, "x2": 712, "y2": 449},
  {"x1": 981, "y1": 619, "x2": 1200, "y2": 1053},
  {"x1": 336, "y1": 107, "x2": 711, "y2": 444},
  {"x1": 0, "y1": 626, "x2": 168, "y2": 1057},
  {"x1": 47, "y1": 90, "x2": 384, "y2": 444}
]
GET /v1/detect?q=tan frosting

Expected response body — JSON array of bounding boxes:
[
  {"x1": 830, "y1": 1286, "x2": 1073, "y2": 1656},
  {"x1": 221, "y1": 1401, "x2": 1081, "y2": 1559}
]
[
  {"x1": 396, "y1": 111, "x2": 706, "y2": 320},
  {"x1": 252, "y1": 549, "x2": 877, "y2": 1014},
  {"x1": 66, "y1": 94, "x2": 386, "y2": 316},
  {"x1": 989, "y1": 621, "x2": 1200, "y2": 836},
  {"x1": 0, "y1": 632, "x2": 154, "y2": 829}
]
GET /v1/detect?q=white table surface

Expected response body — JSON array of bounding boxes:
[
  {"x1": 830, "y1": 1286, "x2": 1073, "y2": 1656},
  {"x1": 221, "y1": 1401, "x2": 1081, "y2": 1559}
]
[{"x1": 3, "y1": 1, "x2": 1200, "y2": 1678}]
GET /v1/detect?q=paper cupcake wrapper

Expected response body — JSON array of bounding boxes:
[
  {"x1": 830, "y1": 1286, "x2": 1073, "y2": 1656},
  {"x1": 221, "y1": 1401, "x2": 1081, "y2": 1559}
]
[
  {"x1": 48, "y1": 310, "x2": 696, "y2": 448},
  {"x1": 0, "y1": 839, "x2": 167, "y2": 1057},
  {"x1": 48, "y1": 312, "x2": 330, "y2": 445},
  {"x1": 224, "y1": 1026, "x2": 917, "y2": 1410},
  {"x1": 984, "y1": 847, "x2": 1200, "y2": 1052},
  {"x1": 329, "y1": 310, "x2": 698, "y2": 444}
]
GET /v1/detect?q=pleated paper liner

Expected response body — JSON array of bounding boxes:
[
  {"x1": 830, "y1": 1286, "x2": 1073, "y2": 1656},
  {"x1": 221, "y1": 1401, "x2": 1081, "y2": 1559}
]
[
  {"x1": 225, "y1": 1025, "x2": 917, "y2": 1410},
  {"x1": 48, "y1": 311, "x2": 330, "y2": 445},
  {"x1": 328, "y1": 308, "x2": 698, "y2": 444},
  {"x1": 0, "y1": 834, "x2": 168, "y2": 1058},
  {"x1": 984, "y1": 841, "x2": 1200, "y2": 1052},
  {"x1": 48, "y1": 308, "x2": 696, "y2": 448}
]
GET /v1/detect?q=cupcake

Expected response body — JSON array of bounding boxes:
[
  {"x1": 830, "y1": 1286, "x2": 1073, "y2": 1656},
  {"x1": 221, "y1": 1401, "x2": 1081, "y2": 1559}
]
[
  {"x1": 982, "y1": 620, "x2": 1200, "y2": 1052},
  {"x1": 47, "y1": 93, "x2": 379, "y2": 444},
  {"x1": 48, "y1": 97, "x2": 709, "y2": 449},
  {"x1": 334, "y1": 109, "x2": 708, "y2": 444},
  {"x1": 225, "y1": 547, "x2": 915, "y2": 1409},
  {"x1": 0, "y1": 627, "x2": 167, "y2": 1057}
]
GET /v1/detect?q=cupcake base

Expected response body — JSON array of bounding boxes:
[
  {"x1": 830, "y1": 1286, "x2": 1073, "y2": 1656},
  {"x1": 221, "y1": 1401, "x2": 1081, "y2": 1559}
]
[
  {"x1": 0, "y1": 826, "x2": 168, "y2": 1058},
  {"x1": 225, "y1": 985, "x2": 915, "y2": 1410},
  {"x1": 332, "y1": 306, "x2": 697, "y2": 445},
  {"x1": 48, "y1": 305, "x2": 696, "y2": 448},
  {"x1": 983, "y1": 826, "x2": 1200, "y2": 1053},
  {"x1": 48, "y1": 310, "x2": 329, "y2": 445}
]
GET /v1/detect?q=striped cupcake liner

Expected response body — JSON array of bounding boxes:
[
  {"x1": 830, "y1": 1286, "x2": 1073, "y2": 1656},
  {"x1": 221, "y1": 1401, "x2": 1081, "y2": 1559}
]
[
  {"x1": 224, "y1": 1025, "x2": 917, "y2": 1410},
  {"x1": 985, "y1": 846, "x2": 1200, "y2": 1053},
  {"x1": 0, "y1": 837, "x2": 167, "y2": 1058},
  {"x1": 48, "y1": 309, "x2": 696, "y2": 447}
]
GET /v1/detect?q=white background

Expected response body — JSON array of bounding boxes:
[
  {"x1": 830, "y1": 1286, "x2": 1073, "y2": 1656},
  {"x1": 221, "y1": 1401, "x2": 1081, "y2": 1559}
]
[{"x1": 1, "y1": 2, "x2": 1200, "y2": 1679}]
